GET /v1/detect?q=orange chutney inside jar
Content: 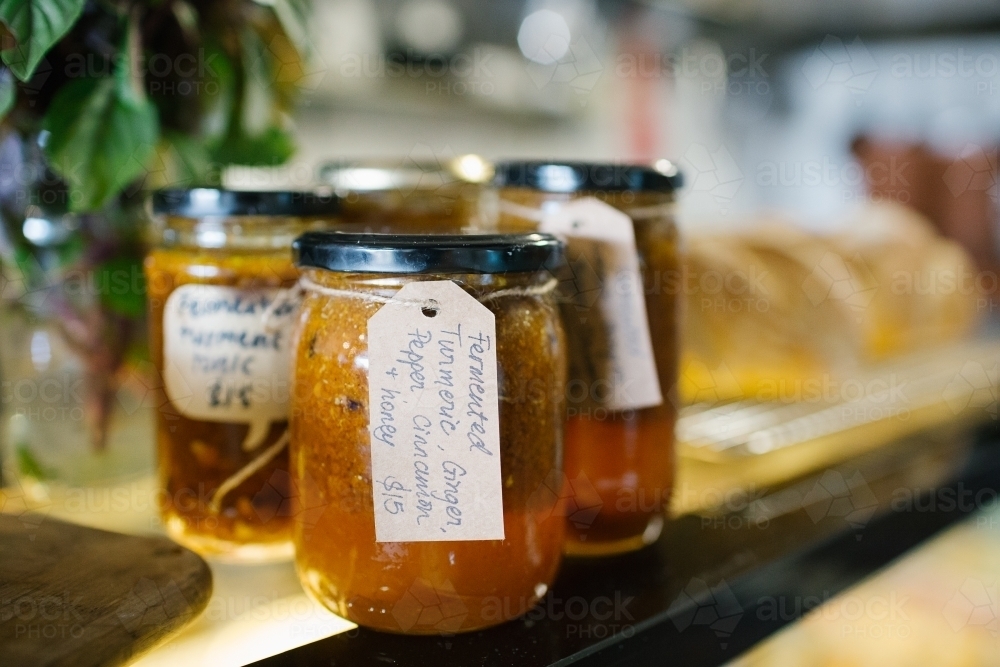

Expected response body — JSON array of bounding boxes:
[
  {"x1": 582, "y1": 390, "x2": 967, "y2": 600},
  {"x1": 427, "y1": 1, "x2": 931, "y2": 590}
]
[
  {"x1": 493, "y1": 161, "x2": 682, "y2": 556},
  {"x1": 289, "y1": 232, "x2": 566, "y2": 633},
  {"x1": 318, "y1": 156, "x2": 491, "y2": 233},
  {"x1": 145, "y1": 189, "x2": 337, "y2": 561}
]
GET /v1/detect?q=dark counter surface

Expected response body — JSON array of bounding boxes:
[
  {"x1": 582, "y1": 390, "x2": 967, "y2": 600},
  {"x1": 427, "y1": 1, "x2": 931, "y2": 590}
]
[{"x1": 254, "y1": 422, "x2": 1000, "y2": 667}]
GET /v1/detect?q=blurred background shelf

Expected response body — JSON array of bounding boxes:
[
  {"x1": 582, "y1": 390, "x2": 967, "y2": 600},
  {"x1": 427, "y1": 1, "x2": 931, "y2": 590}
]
[{"x1": 653, "y1": 0, "x2": 1000, "y2": 48}]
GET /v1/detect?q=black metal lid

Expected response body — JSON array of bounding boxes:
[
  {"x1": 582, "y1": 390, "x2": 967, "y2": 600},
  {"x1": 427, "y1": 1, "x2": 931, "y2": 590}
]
[
  {"x1": 493, "y1": 160, "x2": 682, "y2": 193},
  {"x1": 294, "y1": 232, "x2": 562, "y2": 274},
  {"x1": 153, "y1": 188, "x2": 340, "y2": 217}
]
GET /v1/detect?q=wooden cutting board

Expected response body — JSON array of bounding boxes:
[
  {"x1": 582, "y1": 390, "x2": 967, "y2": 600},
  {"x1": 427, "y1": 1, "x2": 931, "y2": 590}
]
[{"x1": 0, "y1": 513, "x2": 212, "y2": 667}]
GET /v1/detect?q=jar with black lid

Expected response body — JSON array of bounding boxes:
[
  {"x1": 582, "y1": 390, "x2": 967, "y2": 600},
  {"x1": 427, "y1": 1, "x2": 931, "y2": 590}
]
[
  {"x1": 289, "y1": 231, "x2": 567, "y2": 633},
  {"x1": 493, "y1": 160, "x2": 682, "y2": 556},
  {"x1": 318, "y1": 155, "x2": 492, "y2": 233},
  {"x1": 145, "y1": 188, "x2": 339, "y2": 561}
]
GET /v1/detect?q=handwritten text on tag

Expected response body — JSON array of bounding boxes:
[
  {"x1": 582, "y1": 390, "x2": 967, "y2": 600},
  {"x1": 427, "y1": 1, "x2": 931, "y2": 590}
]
[
  {"x1": 367, "y1": 280, "x2": 505, "y2": 542},
  {"x1": 541, "y1": 197, "x2": 662, "y2": 411},
  {"x1": 163, "y1": 284, "x2": 297, "y2": 450}
]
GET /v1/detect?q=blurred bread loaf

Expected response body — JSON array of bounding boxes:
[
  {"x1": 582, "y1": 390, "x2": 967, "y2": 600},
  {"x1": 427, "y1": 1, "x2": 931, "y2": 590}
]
[
  {"x1": 830, "y1": 202, "x2": 982, "y2": 360},
  {"x1": 679, "y1": 203, "x2": 981, "y2": 404}
]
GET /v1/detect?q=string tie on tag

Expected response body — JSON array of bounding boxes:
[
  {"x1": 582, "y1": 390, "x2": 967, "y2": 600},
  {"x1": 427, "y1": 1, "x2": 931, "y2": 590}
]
[
  {"x1": 498, "y1": 199, "x2": 673, "y2": 222},
  {"x1": 297, "y1": 274, "x2": 558, "y2": 306},
  {"x1": 260, "y1": 286, "x2": 304, "y2": 334},
  {"x1": 498, "y1": 200, "x2": 547, "y2": 222}
]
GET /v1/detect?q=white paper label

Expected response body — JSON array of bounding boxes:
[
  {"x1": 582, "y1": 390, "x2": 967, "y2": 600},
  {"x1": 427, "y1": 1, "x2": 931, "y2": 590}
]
[
  {"x1": 163, "y1": 284, "x2": 297, "y2": 450},
  {"x1": 366, "y1": 280, "x2": 505, "y2": 542},
  {"x1": 541, "y1": 197, "x2": 663, "y2": 411}
]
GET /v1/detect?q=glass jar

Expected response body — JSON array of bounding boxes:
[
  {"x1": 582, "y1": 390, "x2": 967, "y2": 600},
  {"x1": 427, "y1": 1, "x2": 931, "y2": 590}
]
[
  {"x1": 318, "y1": 155, "x2": 492, "y2": 233},
  {"x1": 493, "y1": 160, "x2": 682, "y2": 556},
  {"x1": 0, "y1": 129, "x2": 155, "y2": 505},
  {"x1": 144, "y1": 189, "x2": 339, "y2": 561},
  {"x1": 289, "y1": 232, "x2": 566, "y2": 634}
]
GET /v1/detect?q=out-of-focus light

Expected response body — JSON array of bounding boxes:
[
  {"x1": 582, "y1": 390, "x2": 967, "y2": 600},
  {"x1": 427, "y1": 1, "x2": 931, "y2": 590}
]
[
  {"x1": 22, "y1": 215, "x2": 74, "y2": 245},
  {"x1": 30, "y1": 330, "x2": 51, "y2": 372},
  {"x1": 396, "y1": 0, "x2": 462, "y2": 54},
  {"x1": 193, "y1": 227, "x2": 228, "y2": 249},
  {"x1": 653, "y1": 159, "x2": 679, "y2": 177},
  {"x1": 191, "y1": 188, "x2": 222, "y2": 209},
  {"x1": 517, "y1": 9, "x2": 570, "y2": 65},
  {"x1": 537, "y1": 165, "x2": 579, "y2": 192},
  {"x1": 186, "y1": 264, "x2": 222, "y2": 278},
  {"x1": 452, "y1": 154, "x2": 492, "y2": 184},
  {"x1": 339, "y1": 168, "x2": 396, "y2": 191},
  {"x1": 22, "y1": 217, "x2": 52, "y2": 244}
]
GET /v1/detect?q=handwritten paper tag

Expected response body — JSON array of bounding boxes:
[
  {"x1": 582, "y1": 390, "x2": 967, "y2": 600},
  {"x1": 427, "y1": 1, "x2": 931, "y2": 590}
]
[
  {"x1": 540, "y1": 197, "x2": 662, "y2": 411},
  {"x1": 367, "y1": 280, "x2": 505, "y2": 542},
  {"x1": 163, "y1": 285, "x2": 297, "y2": 450}
]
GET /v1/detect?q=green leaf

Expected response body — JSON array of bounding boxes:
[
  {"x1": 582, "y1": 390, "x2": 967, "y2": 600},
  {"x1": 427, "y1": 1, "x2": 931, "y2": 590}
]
[
  {"x1": 0, "y1": 0, "x2": 85, "y2": 81},
  {"x1": 42, "y1": 76, "x2": 159, "y2": 211},
  {"x1": 211, "y1": 125, "x2": 294, "y2": 166},
  {"x1": 0, "y1": 67, "x2": 14, "y2": 118},
  {"x1": 199, "y1": 43, "x2": 236, "y2": 144},
  {"x1": 16, "y1": 442, "x2": 50, "y2": 480},
  {"x1": 53, "y1": 229, "x2": 82, "y2": 264},
  {"x1": 258, "y1": 0, "x2": 311, "y2": 58},
  {"x1": 206, "y1": 27, "x2": 294, "y2": 167},
  {"x1": 164, "y1": 132, "x2": 219, "y2": 185},
  {"x1": 240, "y1": 27, "x2": 277, "y2": 136},
  {"x1": 116, "y1": 10, "x2": 146, "y2": 108},
  {"x1": 96, "y1": 256, "x2": 145, "y2": 318},
  {"x1": 170, "y1": 0, "x2": 199, "y2": 41},
  {"x1": 40, "y1": 14, "x2": 159, "y2": 211}
]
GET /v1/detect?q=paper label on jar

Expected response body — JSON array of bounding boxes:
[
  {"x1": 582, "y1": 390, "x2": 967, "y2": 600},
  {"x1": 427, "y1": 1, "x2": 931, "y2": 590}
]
[
  {"x1": 162, "y1": 284, "x2": 297, "y2": 451},
  {"x1": 540, "y1": 197, "x2": 663, "y2": 411},
  {"x1": 366, "y1": 280, "x2": 505, "y2": 542}
]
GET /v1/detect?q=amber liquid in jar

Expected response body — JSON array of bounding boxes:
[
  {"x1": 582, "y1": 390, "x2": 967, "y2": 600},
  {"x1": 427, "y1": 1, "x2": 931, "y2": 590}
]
[
  {"x1": 498, "y1": 187, "x2": 679, "y2": 556},
  {"x1": 336, "y1": 186, "x2": 480, "y2": 233},
  {"x1": 320, "y1": 159, "x2": 488, "y2": 233},
  {"x1": 146, "y1": 198, "x2": 335, "y2": 562},
  {"x1": 290, "y1": 266, "x2": 566, "y2": 633}
]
